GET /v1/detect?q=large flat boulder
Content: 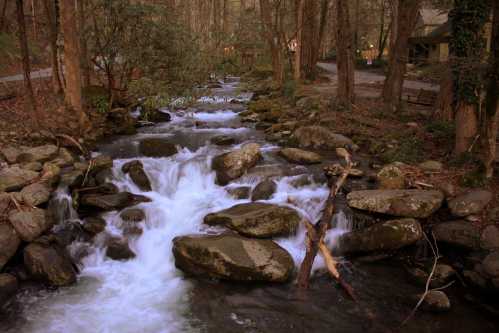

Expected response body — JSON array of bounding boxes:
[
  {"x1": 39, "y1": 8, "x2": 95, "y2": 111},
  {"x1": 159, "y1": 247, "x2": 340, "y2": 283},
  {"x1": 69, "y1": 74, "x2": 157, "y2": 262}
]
[
  {"x1": 79, "y1": 192, "x2": 151, "y2": 211},
  {"x1": 337, "y1": 219, "x2": 423, "y2": 254},
  {"x1": 0, "y1": 222, "x2": 21, "y2": 271},
  {"x1": 0, "y1": 167, "x2": 39, "y2": 192},
  {"x1": 172, "y1": 233, "x2": 294, "y2": 282},
  {"x1": 20, "y1": 182, "x2": 51, "y2": 206},
  {"x1": 432, "y1": 220, "x2": 480, "y2": 250},
  {"x1": 448, "y1": 190, "x2": 493, "y2": 217},
  {"x1": 278, "y1": 148, "x2": 322, "y2": 165},
  {"x1": 24, "y1": 243, "x2": 77, "y2": 286},
  {"x1": 0, "y1": 274, "x2": 18, "y2": 307},
  {"x1": 346, "y1": 190, "x2": 444, "y2": 218},
  {"x1": 212, "y1": 143, "x2": 262, "y2": 185},
  {"x1": 292, "y1": 126, "x2": 356, "y2": 150},
  {"x1": 8, "y1": 208, "x2": 53, "y2": 242},
  {"x1": 139, "y1": 138, "x2": 178, "y2": 158},
  {"x1": 204, "y1": 202, "x2": 300, "y2": 238},
  {"x1": 17, "y1": 145, "x2": 59, "y2": 163}
]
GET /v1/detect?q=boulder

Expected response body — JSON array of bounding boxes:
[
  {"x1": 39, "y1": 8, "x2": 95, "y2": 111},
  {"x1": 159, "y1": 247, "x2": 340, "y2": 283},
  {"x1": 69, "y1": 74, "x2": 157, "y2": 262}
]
[
  {"x1": 21, "y1": 161, "x2": 43, "y2": 171},
  {"x1": 421, "y1": 291, "x2": 451, "y2": 312},
  {"x1": 483, "y1": 251, "x2": 499, "y2": 278},
  {"x1": 377, "y1": 165, "x2": 406, "y2": 190},
  {"x1": 122, "y1": 160, "x2": 152, "y2": 192},
  {"x1": 172, "y1": 233, "x2": 294, "y2": 282},
  {"x1": 120, "y1": 208, "x2": 145, "y2": 222},
  {"x1": 251, "y1": 179, "x2": 277, "y2": 201},
  {"x1": 226, "y1": 186, "x2": 251, "y2": 199},
  {"x1": 337, "y1": 219, "x2": 423, "y2": 254},
  {"x1": 432, "y1": 220, "x2": 480, "y2": 250},
  {"x1": 17, "y1": 145, "x2": 59, "y2": 163},
  {"x1": 60, "y1": 169, "x2": 84, "y2": 189},
  {"x1": 448, "y1": 190, "x2": 493, "y2": 217},
  {"x1": 418, "y1": 160, "x2": 443, "y2": 172},
  {"x1": 24, "y1": 243, "x2": 77, "y2": 286},
  {"x1": 95, "y1": 168, "x2": 113, "y2": 185},
  {"x1": 431, "y1": 264, "x2": 456, "y2": 288},
  {"x1": 0, "y1": 167, "x2": 39, "y2": 192},
  {"x1": 0, "y1": 274, "x2": 18, "y2": 307},
  {"x1": 50, "y1": 147, "x2": 75, "y2": 168},
  {"x1": 480, "y1": 225, "x2": 499, "y2": 250},
  {"x1": 107, "y1": 108, "x2": 137, "y2": 135},
  {"x1": 211, "y1": 135, "x2": 237, "y2": 146},
  {"x1": 346, "y1": 190, "x2": 444, "y2": 218},
  {"x1": 40, "y1": 162, "x2": 61, "y2": 186},
  {"x1": 1, "y1": 146, "x2": 22, "y2": 164},
  {"x1": 89, "y1": 155, "x2": 114, "y2": 175},
  {"x1": 82, "y1": 217, "x2": 106, "y2": 236},
  {"x1": 20, "y1": 182, "x2": 51, "y2": 206},
  {"x1": 204, "y1": 202, "x2": 300, "y2": 238},
  {"x1": 278, "y1": 148, "x2": 322, "y2": 165},
  {"x1": 106, "y1": 237, "x2": 135, "y2": 260},
  {"x1": 8, "y1": 208, "x2": 53, "y2": 242},
  {"x1": 139, "y1": 138, "x2": 178, "y2": 158},
  {"x1": 212, "y1": 143, "x2": 262, "y2": 185},
  {"x1": 292, "y1": 126, "x2": 357, "y2": 150},
  {"x1": 145, "y1": 109, "x2": 171, "y2": 123},
  {"x1": 80, "y1": 192, "x2": 150, "y2": 212},
  {"x1": 0, "y1": 222, "x2": 21, "y2": 271}
]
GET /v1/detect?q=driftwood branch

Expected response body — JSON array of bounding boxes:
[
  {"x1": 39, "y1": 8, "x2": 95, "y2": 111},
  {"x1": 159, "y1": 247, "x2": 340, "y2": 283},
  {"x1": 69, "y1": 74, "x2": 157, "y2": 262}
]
[{"x1": 297, "y1": 148, "x2": 355, "y2": 298}]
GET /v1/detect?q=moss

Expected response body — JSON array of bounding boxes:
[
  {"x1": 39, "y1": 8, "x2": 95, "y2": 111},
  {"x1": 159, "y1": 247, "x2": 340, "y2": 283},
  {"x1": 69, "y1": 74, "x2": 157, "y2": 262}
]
[{"x1": 380, "y1": 137, "x2": 424, "y2": 164}]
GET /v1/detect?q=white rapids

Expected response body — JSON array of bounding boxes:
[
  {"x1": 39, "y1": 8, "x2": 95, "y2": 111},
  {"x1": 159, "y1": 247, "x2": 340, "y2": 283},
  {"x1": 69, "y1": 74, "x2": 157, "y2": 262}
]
[{"x1": 10, "y1": 82, "x2": 351, "y2": 333}]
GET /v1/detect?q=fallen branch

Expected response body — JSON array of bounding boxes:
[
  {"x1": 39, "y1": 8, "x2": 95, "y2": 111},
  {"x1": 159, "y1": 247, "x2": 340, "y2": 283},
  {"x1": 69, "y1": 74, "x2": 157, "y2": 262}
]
[
  {"x1": 55, "y1": 134, "x2": 90, "y2": 158},
  {"x1": 297, "y1": 148, "x2": 353, "y2": 295}
]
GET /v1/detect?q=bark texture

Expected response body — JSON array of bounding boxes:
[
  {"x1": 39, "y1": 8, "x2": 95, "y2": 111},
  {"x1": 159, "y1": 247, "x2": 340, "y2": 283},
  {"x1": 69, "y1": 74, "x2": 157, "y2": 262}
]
[{"x1": 335, "y1": 0, "x2": 355, "y2": 107}]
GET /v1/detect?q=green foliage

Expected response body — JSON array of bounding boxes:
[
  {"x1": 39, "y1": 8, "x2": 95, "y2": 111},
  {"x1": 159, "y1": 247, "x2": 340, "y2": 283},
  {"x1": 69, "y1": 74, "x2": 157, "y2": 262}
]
[
  {"x1": 380, "y1": 136, "x2": 424, "y2": 164},
  {"x1": 426, "y1": 120, "x2": 455, "y2": 145},
  {"x1": 92, "y1": 96, "x2": 110, "y2": 114},
  {"x1": 282, "y1": 79, "x2": 296, "y2": 99},
  {"x1": 460, "y1": 165, "x2": 487, "y2": 187}
]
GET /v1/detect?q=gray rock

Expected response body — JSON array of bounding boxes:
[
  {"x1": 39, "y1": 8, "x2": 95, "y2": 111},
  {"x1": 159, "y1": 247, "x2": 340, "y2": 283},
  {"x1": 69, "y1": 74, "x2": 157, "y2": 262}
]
[
  {"x1": 483, "y1": 251, "x2": 499, "y2": 278},
  {"x1": 212, "y1": 143, "x2": 262, "y2": 185},
  {"x1": 0, "y1": 274, "x2": 18, "y2": 307},
  {"x1": 418, "y1": 160, "x2": 443, "y2": 172},
  {"x1": 50, "y1": 148, "x2": 75, "y2": 168},
  {"x1": 251, "y1": 179, "x2": 277, "y2": 201},
  {"x1": 421, "y1": 290, "x2": 451, "y2": 312},
  {"x1": 120, "y1": 208, "x2": 145, "y2": 222},
  {"x1": 17, "y1": 145, "x2": 59, "y2": 163},
  {"x1": 24, "y1": 243, "x2": 76, "y2": 286},
  {"x1": 433, "y1": 220, "x2": 480, "y2": 250},
  {"x1": 432, "y1": 264, "x2": 456, "y2": 288},
  {"x1": 211, "y1": 135, "x2": 237, "y2": 146},
  {"x1": 139, "y1": 138, "x2": 178, "y2": 158},
  {"x1": 83, "y1": 216, "x2": 106, "y2": 235},
  {"x1": 21, "y1": 161, "x2": 43, "y2": 172},
  {"x1": 122, "y1": 160, "x2": 152, "y2": 191},
  {"x1": 40, "y1": 162, "x2": 61, "y2": 186},
  {"x1": 226, "y1": 186, "x2": 251, "y2": 199},
  {"x1": 337, "y1": 218, "x2": 423, "y2": 254},
  {"x1": 346, "y1": 190, "x2": 444, "y2": 218},
  {"x1": 8, "y1": 208, "x2": 53, "y2": 242},
  {"x1": 20, "y1": 182, "x2": 51, "y2": 206},
  {"x1": 79, "y1": 192, "x2": 151, "y2": 211},
  {"x1": 60, "y1": 169, "x2": 84, "y2": 189},
  {"x1": 106, "y1": 237, "x2": 135, "y2": 260},
  {"x1": 278, "y1": 148, "x2": 322, "y2": 165},
  {"x1": 448, "y1": 190, "x2": 493, "y2": 217},
  {"x1": 89, "y1": 155, "x2": 114, "y2": 175},
  {"x1": 95, "y1": 168, "x2": 113, "y2": 185},
  {"x1": 172, "y1": 233, "x2": 294, "y2": 282},
  {"x1": 0, "y1": 167, "x2": 39, "y2": 192},
  {"x1": 0, "y1": 222, "x2": 21, "y2": 271},
  {"x1": 292, "y1": 126, "x2": 357, "y2": 150},
  {"x1": 377, "y1": 165, "x2": 406, "y2": 190},
  {"x1": 204, "y1": 202, "x2": 300, "y2": 238},
  {"x1": 1, "y1": 147, "x2": 22, "y2": 164}
]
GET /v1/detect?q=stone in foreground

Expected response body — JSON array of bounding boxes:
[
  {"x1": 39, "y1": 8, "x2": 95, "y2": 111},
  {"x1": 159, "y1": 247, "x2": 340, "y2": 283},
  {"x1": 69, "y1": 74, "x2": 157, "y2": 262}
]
[
  {"x1": 0, "y1": 167, "x2": 39, "y2": 192},
  {"x1": 432, "y1": 220, "x2": 480, "y2": 250},
  {"x1": 204, "y1": 202, "x2": 300, "y2": 238},
  {"x1": 292, "y1": 126, "x2": 356, "y2": 150},
  {"x1": 337, "y1": 219, "x2": 423, "y2": 254},
  {"x1": 0, "y1": 274, "x2": 18, "y2": 307},
  {"x1": 8, "y1": 208, "x2": 53, "y2": 242},
  {"x1": 278, "y1": 148, "x2": 322, "y2": 165},
  {"x1": 448, "y1": 190, "x2": 493, "y2": 217},
  {"x1": 212, "y1": 143, "x2": 261, "y2": 185},
  {"x1": 139, "y1": 138, "x2": 178, "y2": 158},
  {"x1": 24, "y1": 243, "x2": 77, "y2": 286},
  {"x1": 0, "y1": 222, "x2": 21, "y2": 271},
  {"x1": 346, "y1": 190, "x2": 444, "y2": 218},
  {"x1": 172, "y1": 233, "x2": 294, "y2": 282}
]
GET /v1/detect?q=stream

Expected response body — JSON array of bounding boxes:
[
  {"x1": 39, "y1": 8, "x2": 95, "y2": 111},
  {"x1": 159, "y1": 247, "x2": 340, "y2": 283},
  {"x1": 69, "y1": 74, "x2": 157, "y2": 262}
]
[{"x1": 1, "y1": 78, "x2": 498, "y2": 333}]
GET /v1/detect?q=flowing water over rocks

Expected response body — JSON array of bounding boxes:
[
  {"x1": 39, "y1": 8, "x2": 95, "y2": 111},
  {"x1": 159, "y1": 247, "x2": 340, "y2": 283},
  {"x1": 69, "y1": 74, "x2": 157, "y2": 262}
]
[{"x1": 1, "y1": 79, "x2": 498, "y2": 333}]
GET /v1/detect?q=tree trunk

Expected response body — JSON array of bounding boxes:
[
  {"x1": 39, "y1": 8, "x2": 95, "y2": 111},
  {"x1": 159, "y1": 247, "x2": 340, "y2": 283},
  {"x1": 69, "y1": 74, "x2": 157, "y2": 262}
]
[
  {"x1": 389, "y1": 0, "x2": 398, "y2": 54},
  {"x1": 300, "y1": 0, "x2": 319, "y2": 80},
  {"x1": 482, "y1": 0, "x2": 499, "y2": 178},
  {"x1": 60, "y1": 0, "x2": 89, "y2": 134},
  {"x1": 382, "y1": 0, "x2": 420, "y2": 112},
  {"x1": 0, "y1": 0, "x2": 8, "y2": 32},
  {"x1": 294, "y1": 0, "x2": 305, "y2": 81},
  {"x1": 77, "y1": 0, "x2": 90, "y2": 87},
  {"x1": 335, "y1": 0, "x2": 355, "y2": 107},
  {"x1": 434, "y1": 65, "x2": 453, "y2": 121},
  {"x1": 16, "y1": 0, "x2": 39, "y2": 126},
  {"x1": 315, "y1": 0, "x2": 329, "y2": 65},
  {"x1": 454, "y1": 102, "x2": 478, "y2": 154},
  {"x1": 260, "y1": 0, "x2": 284, "y2": 87},
  {"x1": 42, "y1": 0, "x2": 63, "y2": 94}
]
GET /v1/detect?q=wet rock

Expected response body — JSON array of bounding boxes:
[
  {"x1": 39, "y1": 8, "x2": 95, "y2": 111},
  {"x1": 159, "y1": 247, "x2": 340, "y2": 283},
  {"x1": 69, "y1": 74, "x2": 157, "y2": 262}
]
[
  {"x1": 0, "y1": 167, "x2": 39, "y2": 192},
  {"x1": 0, "y1": 222, "x2": 21, "y2": 271},
  {"x1": 50, "y1": 148, "x2": 75, "y2": 168},
  {"x1": 24, "y1": 242, "x2": 77, "y2": 286},
  {"x1": 95, "y1": 168, "x2": 113, "y2": 185},
  {"x1": 483, "y1": 251, "x2": 499, "y2": 278},
  {"x1": 17, "y1": 145, "x2": 59, "y2": 163},
  {"x1": 226, "y1": 186, "x2": 251, "y2": 199},
  {"x1": 8, "y1": 208, "x2": 53, "y2": 242},
  {"x1": 120, "y1": 208, "x2": 145, "y2": 222},
  {"x1": 20, "y1": 182, "x2": 51, "y2": 206},
  {"x1": 172, "y1": 233, "x2": 294, "y2": 282},
  {"x1": 82, "y1": 216, "x2": 106, "y2": 235},
  {"x1": 278, "y1": 148, "x2": 322, "y2": 165},
  {"x1": 89, "y1": 155, "x2": 114, "y2": 175},
  {"x1": 432, "y1": 220, "x2": 480, "y2": 250},
  {"x1": 139, "y1": 138, "x2": 178, "y2": 158},
  {"x1": 212, "y1": 143, "x2": 262, "y2": 185},
  {"x1": 419, "y1": 160, "x2": 443, "y2": 172},
  {"x1": 448, "y1": 190, "x2": 493, "y2": 217},
  {"x1": 346, "y1": 190, "x2": 444, "y2": 218},
  {"x1": 377, "y1": 165, "x2": 406, "y2": 190},
  {"x1": 79, "y1": 192, "x2": 151, "y2": 211},
  {"x1": 251, "y1": 180, "x2": 277, "y2": 201},
  {"x1": 337, "y1": 218, "x2": 423, "y2": 254},
  {"x1": 141, "y1": 108, "x2": 171, "y2": 123},
  {"x1": 204, "y1": 202, "x2": 300, "y2": 238},
  {"x1": 244, "y1": 164, "x2": 307, "y2": 180},
  {"x1": 211, "y1": 135, "x2": 237, "y2": 146},
  {"x1": 480, "y1": 225, "x2": 499, "y2": 250},
  {"x1": 122, "y1": 160, "x2": 152, "y2": 191},
  {"x1": 324, "y1": 164, "x2": 364, "y2": 178},
  {"x1": 421, "y1": 290, "x2": 451, "y2": 312},
  {"x1": 292, "y1": 126, "x2": 357, "y2": 151},
  {"x1": 40, "y1": 162, "x2": 61, "y2": 186},
  {"x1": 439, "y1": 182, "x2": 457, "y2": 198},
  {"x1": 289, "y1": 174, "x2": 313, "y2": 188},
  {"x1": 0, "y1": 274, "x2": 18, "y2": 306},
  {"x1": 463, "y1": 269, "x2": 488, "y2": 289},
  {"x1": 431, "y1": 264, "x2": 456, "y2": 288},
  {"x1": 60, "y1": 169, "x2": 84, "y2": 189},
  {"x1": 106, "y1": 237, "x2": 135, "y2": 260},
  {"x1": 21, "y1": 161, "x2": 43, "y2": 172}
]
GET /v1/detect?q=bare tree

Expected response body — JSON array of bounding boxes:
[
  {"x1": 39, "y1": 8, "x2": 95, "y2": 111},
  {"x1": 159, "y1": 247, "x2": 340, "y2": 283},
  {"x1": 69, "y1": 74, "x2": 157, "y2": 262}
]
[
  {"x1": 294, "y1": 0, "x2": 305, "y2": 81},
  {"x1": 42, "y1": 0, "x2": 63, "y2": 94},
  {"x1": 0, "y1": 0, "x2": 9, "y2": 31},
  {"x1": 260, "y1": 0, "x2": 284, "y2": 87},
  {"x1": 335, "y1": 0, "x2": 355, "y2": 107}
]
